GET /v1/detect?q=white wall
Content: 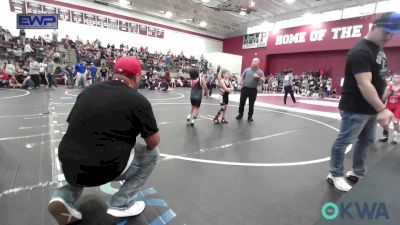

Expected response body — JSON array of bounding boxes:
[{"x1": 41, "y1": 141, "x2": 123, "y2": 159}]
[
  {"x1": 204, "y1": 52, "x2": 242, "y2": 75},
  {"x1": 0, "y1": 0, "x2": 222, "y2": 58}
]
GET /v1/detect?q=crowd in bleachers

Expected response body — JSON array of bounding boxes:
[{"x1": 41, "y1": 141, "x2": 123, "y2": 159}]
[
  {"x1": 0, "y1": 26, "x2": 217, "y2": 90},
  {"x1": 1, "y1": 26, "x2": 367, "y2": 100},
  {"x1": 261, "y1": 69, "x2": 337, "y2": 98}
]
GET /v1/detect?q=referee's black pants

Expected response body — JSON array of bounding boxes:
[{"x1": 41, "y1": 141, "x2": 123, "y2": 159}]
[
  {"x1": 284, "y1": 85, "x2": 296, "y2": 104},
  {"x1": 238, "y1": 86, "x2": 257, "y2": 117}
]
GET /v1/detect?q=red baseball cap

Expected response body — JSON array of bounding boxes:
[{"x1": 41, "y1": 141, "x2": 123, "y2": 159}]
[{"x1": 114, "y1": 57, "x2": 142, "y2": 76}]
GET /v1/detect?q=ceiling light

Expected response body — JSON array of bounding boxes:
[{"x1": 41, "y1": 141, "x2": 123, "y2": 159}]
[
  {"x1": 119, "y1": 0, "x2": 128, "y2": 5},
  {"x1": 165, "y1": 11, "x2": 173, "y2": 18},
  {"x1": 240, "y1": 10, "x2": 247, "y2": 16},
  {"x1": 200, "y1": 21, "x2": 207, "y2": 27},
  {"x1": 285, "y1": 0, "x2": 295, "y2": 3},
  {"x1": 201, "y1": 0, "x2": 210, "y2": 2}
]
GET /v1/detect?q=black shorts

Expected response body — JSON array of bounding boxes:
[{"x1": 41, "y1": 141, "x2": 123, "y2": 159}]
[
  {"x1": 219, "y1": 93, "x2": 229, "y2": 105},
  {"x1": 190, "y1": 98, "x2": 201, "y2": 108}
]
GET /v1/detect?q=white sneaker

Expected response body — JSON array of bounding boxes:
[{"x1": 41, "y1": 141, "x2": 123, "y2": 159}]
[
  {"x1": 107, "y1": 201, "x2": 145, "y2": 217},
  {"x1": 392, "y1": 132, "x2": 400, "y2": 145},
  {"x1": 189, "y1": 118, "x2": 195, "y2": 126},
  {"x1": 48, "y1": 197, "x2": 82, "y2": 225},
  {"x1": 346, "y1": 170, "x2": 363, "y2": 182},
  {"x1": 186, "y1": 114, "x2": 191, "y2": 122},
  {"x1": 327, "y1": 173, "x2": 352, "y2": 192}
]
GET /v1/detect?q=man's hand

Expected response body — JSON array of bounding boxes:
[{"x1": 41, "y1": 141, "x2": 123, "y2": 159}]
[
  {"x1": 377, "y1": 109, "x2": 393, "y2": 130},
  {"x1": 253, "y1": 74, "x2": 260, "y2": 79}
]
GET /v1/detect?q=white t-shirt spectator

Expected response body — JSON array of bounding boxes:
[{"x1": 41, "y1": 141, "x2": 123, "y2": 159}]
[
  {"x1": 5, "y1": 63, "x2": 16, "y2": 75},
  {"x1": 29, "y1": 61, "x2": 40, "y2": 75},
  {"x1": 24, "y1": 44, "x2": 34, "y2": 53}
]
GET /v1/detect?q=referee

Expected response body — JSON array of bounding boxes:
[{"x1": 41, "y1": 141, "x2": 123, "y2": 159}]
[{"x1": 236, "y1": 58, "x2": 265, "y2": 121}]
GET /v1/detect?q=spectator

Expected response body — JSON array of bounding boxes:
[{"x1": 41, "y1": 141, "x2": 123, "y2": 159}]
[
  {"x1": 28, "y1": 56, "x2": 40, "y2": 88},
  {"x1": 19, "y1": 29, "x2": 26, "y2": 45},
  {"x1": 52, "y1": 29, "x2": 58, "y2": 44},
  {"x1": 0, "y1": 68, "x2": 10, "y2": 87},
  {"x1": 48, "y1": 57, "x2": 160, "y2": 224}
]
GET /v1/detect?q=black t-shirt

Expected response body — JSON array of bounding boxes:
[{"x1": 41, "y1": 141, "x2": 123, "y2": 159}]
[
  {"x1": 339, "y1": 39, "x2": 388, "y2": 114},
  {"x1": 59, "y1": 81, "x2": 159, "y2": 187},
  {"x1": 100, "y1": 68, "x2": 108, "y2": 77}
]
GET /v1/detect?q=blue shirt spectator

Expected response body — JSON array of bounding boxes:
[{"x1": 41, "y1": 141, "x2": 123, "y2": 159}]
[
  {"x1": 90, "y1": 65, "x2": 97, "y2": 76},
  {"x1": 75, "y1": 63, "x2": 86, "y2": 74}
]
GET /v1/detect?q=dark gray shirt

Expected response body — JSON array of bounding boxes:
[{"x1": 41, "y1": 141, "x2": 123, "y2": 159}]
[
  {"x1": 283, "y1": 73, "x2": 294, "y2": 86},
  {"x1": 241, "y1": 67, "x2": 264, "y2": 88},
  {"x1": 46, "y1": 61, "x2": 54, "y2": 74}
]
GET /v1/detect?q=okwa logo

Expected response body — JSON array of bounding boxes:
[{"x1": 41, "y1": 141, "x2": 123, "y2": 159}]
[{"x1": 321, "y1": 202, "x2": 390, "y2": 220}]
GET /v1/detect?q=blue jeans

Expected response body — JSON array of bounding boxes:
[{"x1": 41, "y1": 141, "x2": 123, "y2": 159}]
[
  {"x1": 52, "y1": 144, "x2": 159, "y2": 209},
  {"x1": 330, "y1": 111, "x2": 377, "y2": 177}
]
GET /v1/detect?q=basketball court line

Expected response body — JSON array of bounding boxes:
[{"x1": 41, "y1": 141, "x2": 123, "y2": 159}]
[
  {"x1": 0, "y1": 133, "x2": 51, "y2": 141},
  {"x1": 0, "y1": 181, "x2": 58, "y2": 198},
  {"x1": 19, "y1": 124, "x2": 65, "y2": 130},
  {"x1": 180, "y1": 130, "x2": 298, "y2": 157},
  {"x1": 0, "y1": 89, "x2": 30, "y2": 99},
  {"x1": 152, "y1": 102, "x2": 351, "y2": 166}
]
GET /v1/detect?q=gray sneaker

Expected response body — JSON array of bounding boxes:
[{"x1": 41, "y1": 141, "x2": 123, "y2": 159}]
[
  {"x1": 327, "y1": 173, "x2": 352, "y2": 192},
  {"x1": 345, "y1": 170, "x2": 363, "y2": 182},
  {"x1": 107, "y1": 201, "x2": 145, "y2": 217},
  {"x1": 48, "y1": 197, "x2": 82, "y2": 225},
  {"x1": 391, "y1": 132, "x2": 399, "y2": 145}
]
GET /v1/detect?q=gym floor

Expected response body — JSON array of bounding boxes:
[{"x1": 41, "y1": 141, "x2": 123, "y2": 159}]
[{"x1": 0, "y1": 87, "x2": 398, "y2": 225}]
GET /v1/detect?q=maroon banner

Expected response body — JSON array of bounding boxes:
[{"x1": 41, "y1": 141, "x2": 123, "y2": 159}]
[
  {"x1": 119, "y1": 21, "x2": 129, "y2": 32},
  {"x1": 58, "y1": 8, "x2": 70, "y2": 21},
  {"x1": 156, "y1": 29, "x2": 164, "y2": 39},
  {"x1": 26, "y1": 2, "x2": 42, "y2": 14},
  {"x1": 9, "y1": 0, "x2": 26, "y2": 13},
  {"x1": 71, "y1": 11, "x2": 83, "y2": 24},
  {"x1": 96, "y1": 16, "x2": 108, "y2": 28},
  {"x1": 129, "y1": 23, "x2": 138, "y2": 34},
  {"x1": 147, "y1": 26, "x2": 156, "y2": 37},
  {"x1": 108, "y1": 18, "x2": 118, "y2": 30},
  {"x1": 139, "y1": 24, "x2": 147, "y2": 35},
  {"x1": 84, "y1": 13, "x2": 96, "y2": 26},
  {"x1": 43, "y1": 5, "x2": 57, "y2": 14},
  {"x1": 267, "y1": 15, "x2": 400, "y2": 54}
]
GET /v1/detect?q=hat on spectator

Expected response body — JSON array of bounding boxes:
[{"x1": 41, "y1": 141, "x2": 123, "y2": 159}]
[
  {"x1": 373, "y1": 12, "x2": 400, "y2": 34},
  {"x1": 114, "y1": 57, "x2": 142, "y2": 77}
]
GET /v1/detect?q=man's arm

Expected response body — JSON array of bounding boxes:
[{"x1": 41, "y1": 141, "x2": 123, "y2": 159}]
[
  {"x1": 144, "y1": 131, "x2": 160, "y2": 150},
  {"x1": 220, "y1": 79, "x2": 231, "y2": 93},
  {"x1": 239, "y1": 70, "x2": 246, "y2": 86},
  {"x1": 355, "y1": 72, "x2": 393, "y2": 128},
  {"x1": 381, "y1": 86, "x2": 392, "y2": 102},
  {"x1": 355, "y1": 72, "x2": 386, "y2": 111},
  {"x1": 200, "y1": 76, "x2": 209, "y2": 97},
  {"x1": 258, "y1": 71, "x2": 266, "y2": 83}
]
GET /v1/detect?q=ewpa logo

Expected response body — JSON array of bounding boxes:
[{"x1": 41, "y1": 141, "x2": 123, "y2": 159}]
[
  {"x1": 17, "y1": 14, "x2": 58, "y2": 29},
  {"x1": 321, "y1": 202, "x2": 390, "y2": 220}
]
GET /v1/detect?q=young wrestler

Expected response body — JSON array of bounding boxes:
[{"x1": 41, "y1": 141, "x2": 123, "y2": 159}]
[
  {"x1": 186, "y1": 68, "x2": 207, "y2": 126},
  {"x1": 380, "y1": 73, "x2": 400, "y2": 144},
  {"x1": 213, "y1": 69, "x2": 233, "y2": 123}
]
